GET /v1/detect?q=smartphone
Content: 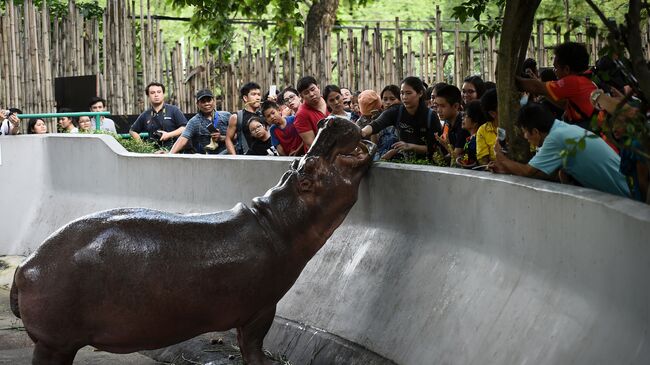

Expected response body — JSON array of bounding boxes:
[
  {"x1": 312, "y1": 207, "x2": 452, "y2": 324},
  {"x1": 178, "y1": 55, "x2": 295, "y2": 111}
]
[
  {"x1": 206, "y1": 123, "x2": 218, "y2": 133},
  {"x1": 497, "y1": 127, "x2": 506, "y2": 142},
  {"x1": 269, "y1": 85, "x2": 277, "y2": 97}
]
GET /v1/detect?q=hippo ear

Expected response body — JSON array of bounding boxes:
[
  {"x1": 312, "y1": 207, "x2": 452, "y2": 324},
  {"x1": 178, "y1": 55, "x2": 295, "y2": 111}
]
[{"x1": 297, "y1": 157, "x2": 319, "y2": 192}]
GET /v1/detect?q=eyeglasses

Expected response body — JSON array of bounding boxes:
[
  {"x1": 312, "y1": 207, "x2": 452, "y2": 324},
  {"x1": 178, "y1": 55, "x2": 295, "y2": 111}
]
[
  {"x1": 282, "y1": 94, "x2": 297, "y2": 104},
  {"x1": 250, "y1": 125, "x2": 264, "y2": 133}
]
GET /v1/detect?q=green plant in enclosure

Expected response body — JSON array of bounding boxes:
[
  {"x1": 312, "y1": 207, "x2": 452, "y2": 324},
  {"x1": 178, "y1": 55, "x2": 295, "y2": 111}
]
[
  {"x1": 116, "y1": 136, "x2": 165, "y2": 154},
  {"x1": 95, "y1": 131, "x2": 165, "y2": 154}
]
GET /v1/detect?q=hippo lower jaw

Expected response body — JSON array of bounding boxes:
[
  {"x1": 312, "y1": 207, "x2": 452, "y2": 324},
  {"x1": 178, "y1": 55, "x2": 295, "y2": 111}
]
[{"x1": 335, "y1": 139, "x2": 376, "y2": 168}]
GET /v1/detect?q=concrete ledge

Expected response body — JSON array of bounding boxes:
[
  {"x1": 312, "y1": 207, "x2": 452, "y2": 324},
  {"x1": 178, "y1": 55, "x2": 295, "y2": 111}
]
[{"x1": 1, "y1": 135, "x2": 649, "y2": 364}]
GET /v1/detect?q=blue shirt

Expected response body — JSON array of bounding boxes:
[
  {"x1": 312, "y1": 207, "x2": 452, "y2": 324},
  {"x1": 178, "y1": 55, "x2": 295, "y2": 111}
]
[
  {"x1": 529, "y1": 120, "x2": 630, "y2": 197},
  {"x1": 182, "y1": 111, "x2": 230, "y2": 154}
]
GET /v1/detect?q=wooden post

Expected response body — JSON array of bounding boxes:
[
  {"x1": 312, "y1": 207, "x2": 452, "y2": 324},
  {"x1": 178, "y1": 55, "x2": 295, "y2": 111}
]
[
  {"x1": 375, "y1": 23, "x2": 383, "y2": 91},
  {"x1": 423, "y1": 31, "x2": 429, "y2": 85},
  {"x1": 395, "y1": 17, "x2": 402, "y2": 81},
  {"x1": 385, "y1": 39, "x2": 392, "y2": 86},
  {"x1": 336, "y1": 32, "x2": 342, "y2": 86},
  {"x1": 435, "y1": 6, "x2": 443, "y2": 83},
  {"x1": 28, "y1": 0, "x2": 42, "y2": 112},
  {"x1": 487, "y1": 36, "x2": 495, "y2": 82},
  {"x1": 479, "y1": 34, "x2": 486, "y2": 80},
  {"x1": 454, "y1": 21, "x2": 461, "y2": 86},
  {"x1": 1, "y1": 10, "x2": 10, "y2": 107},
  {"x1": 406, "y1": 35, "x2": 413, "y2": 77},
  {"x1": 9, "y1": 0, "x2": 19, "y2": 105},
  {"x1": 537, "y1": 20, "x2": 545, "y2": 67},
  {"x1": 347, "y1": 29, "x2": 354, "y2": 91}
]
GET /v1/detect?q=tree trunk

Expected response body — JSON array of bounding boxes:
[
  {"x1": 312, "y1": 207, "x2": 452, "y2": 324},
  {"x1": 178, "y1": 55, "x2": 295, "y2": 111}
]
[
  {"x1": 497, "y1": 0, "x2": 542, "y2": 162},
  {"x1": 624, "y1": 0, "x2": 650, "y2": 160},
  {"x1": 563, "y1": 0, "x2": 571, "y2": 42},
  {"x1": 303, "y1": 0, "x2": 339, "y2": 79},
  {"x1": 626, "y1": 0, "x2": 650, "y2": 100}
]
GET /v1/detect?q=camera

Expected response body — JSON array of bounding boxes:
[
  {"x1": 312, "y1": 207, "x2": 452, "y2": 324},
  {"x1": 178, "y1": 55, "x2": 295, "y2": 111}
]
[{"x1": 206, "y1": 123, "x2": 218, "y2": 133}]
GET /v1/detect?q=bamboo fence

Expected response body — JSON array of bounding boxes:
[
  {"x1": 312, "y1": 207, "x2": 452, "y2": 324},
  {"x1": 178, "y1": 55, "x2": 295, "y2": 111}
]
[{"x1": 2, "y1": 1, "x2": 650, "y2": 126}]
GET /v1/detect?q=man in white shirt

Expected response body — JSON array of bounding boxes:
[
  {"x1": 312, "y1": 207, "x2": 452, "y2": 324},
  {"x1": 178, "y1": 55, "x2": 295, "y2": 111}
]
[{"x1": 88, "y1": 97, "x2": 117, "y2": 133}]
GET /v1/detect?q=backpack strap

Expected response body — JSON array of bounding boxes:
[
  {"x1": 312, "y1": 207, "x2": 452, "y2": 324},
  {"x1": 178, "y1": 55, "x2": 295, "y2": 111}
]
[
  {"x1": 395, "y1": 105, "x2": 403, "y2": 129},
  {"x1": 236, "y1": 110, "x2": 249, "y2": 154},
  {"x1": 212, "y1": 110, "x2": 221, "y2": 130},
  {"x1": 566, "y1": 99, "x2": 596, "y2": 131},
  {"x1": 396, "y1": 105, "x2": 436, "y2": 160},
  {"x1": 426, "y1": 108, "x2": 435, "y2": 160}
]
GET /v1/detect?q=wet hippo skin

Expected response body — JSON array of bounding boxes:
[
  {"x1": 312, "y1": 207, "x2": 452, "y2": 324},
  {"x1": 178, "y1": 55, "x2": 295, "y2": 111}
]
[{"x1": 10, "y1": 117, "x2": 376, "y2": 365}]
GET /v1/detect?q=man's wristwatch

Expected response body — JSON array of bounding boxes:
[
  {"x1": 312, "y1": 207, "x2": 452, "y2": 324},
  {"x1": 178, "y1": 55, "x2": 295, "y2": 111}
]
[{"x1": 590, "y1": 89, "x2": 604, "y2": 108}]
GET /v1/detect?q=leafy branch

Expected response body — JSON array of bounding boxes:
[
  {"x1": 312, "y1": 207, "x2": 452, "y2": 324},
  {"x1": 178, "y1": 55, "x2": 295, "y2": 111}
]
[{"x1": 451, "y1": 0, "x2": 505, "y2": 38}]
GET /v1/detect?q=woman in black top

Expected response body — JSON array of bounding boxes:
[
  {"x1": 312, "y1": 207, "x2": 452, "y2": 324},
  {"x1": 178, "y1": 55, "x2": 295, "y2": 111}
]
[{"x1": 361, "y1": 77, "x2": 441, "y2": 159}]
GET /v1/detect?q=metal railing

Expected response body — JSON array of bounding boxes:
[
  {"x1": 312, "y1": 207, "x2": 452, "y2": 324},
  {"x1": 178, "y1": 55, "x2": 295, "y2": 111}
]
[
  {"x1": 17, "y1": 111, "x2": 110, "y2": 131},
  {"x1": 16, "y1": 111, "x2": 148, "y2": 139}
]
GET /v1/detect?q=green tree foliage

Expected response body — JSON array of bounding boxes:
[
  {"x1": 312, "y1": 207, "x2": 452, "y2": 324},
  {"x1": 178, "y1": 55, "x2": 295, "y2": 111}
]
[
  {"x1": 452, "y1": 0, "x2": 630, "y2": 39},
  {"x1": 452, "y1": 0, "x2": 505, "y2": 38},
  {"x1": 167, "y1": 0, "x2": 372, "y2": 53},
  {"x1": 168, "y1": 0, "x2": 303, "y2": 52},
  {"x1": 0, "y1": 0, "x2": 103, "y2": 19}
]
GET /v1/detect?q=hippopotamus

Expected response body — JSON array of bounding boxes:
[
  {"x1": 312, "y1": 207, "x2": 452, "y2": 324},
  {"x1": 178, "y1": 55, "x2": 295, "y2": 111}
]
[{"x1": 10, "y1": 116, "x2": 376, "y2": 365}]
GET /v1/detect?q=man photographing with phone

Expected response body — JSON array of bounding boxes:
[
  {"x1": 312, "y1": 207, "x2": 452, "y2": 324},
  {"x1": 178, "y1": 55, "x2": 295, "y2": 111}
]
[
  {"x1": 169, "y1": 89, "x2": 229, "y2": 154},
  {"x1": 0, "y1": 108, "x2": 22, "y2": 136}
]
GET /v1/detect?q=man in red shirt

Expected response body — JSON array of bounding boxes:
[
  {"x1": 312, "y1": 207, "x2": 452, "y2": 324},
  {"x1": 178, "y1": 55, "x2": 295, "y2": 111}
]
[
  {"x1": 517, "y1": 42, "x2": 596, "y2": 130},
  {"x1": 294, "y1": 76, "x2": 329, "y2": 151}
]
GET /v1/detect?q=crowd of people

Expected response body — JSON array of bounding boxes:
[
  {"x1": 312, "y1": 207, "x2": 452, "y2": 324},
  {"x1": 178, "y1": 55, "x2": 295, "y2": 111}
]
[{"x1": 0, "y1": 41, "x2": 647, "y2": 203}]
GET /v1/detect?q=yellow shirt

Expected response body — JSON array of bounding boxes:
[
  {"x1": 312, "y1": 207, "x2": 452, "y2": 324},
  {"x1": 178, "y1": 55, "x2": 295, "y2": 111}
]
[{"x1": 476, "y1": 122, "x2": 497, "y2": 161}]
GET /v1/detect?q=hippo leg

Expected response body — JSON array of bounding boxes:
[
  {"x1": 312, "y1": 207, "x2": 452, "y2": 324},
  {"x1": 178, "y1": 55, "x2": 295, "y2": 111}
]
[
  {"x1": 32, "y1": 342, "x2": 78, "y2": 365},
  {"x1": 237, "y1": 305, "x2": 276, "y2": 365}
]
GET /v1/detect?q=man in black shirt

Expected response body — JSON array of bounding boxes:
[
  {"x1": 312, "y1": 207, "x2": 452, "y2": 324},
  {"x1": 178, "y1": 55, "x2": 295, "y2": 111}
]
[
  {"x1": 225, "y1": 82, "x2": 263, "y2": 155},
  {"x1": 130, "y1": 82, "x2": 187, "y2": 149}
]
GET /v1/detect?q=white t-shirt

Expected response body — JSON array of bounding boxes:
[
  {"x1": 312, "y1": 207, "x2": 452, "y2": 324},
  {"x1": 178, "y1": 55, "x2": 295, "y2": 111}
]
[
  {"x1": 90, "y1": 117, "x2": 117, "y2": 133},
  {"x1": 0, "y1": 119, "x2": 10, "y2": 135}
]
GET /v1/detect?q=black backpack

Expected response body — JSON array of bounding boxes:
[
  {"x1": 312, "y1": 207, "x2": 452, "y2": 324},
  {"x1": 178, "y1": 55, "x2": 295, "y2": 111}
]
[{"x1": 396, "y1": 105, "x2": 439, "y2": 159}]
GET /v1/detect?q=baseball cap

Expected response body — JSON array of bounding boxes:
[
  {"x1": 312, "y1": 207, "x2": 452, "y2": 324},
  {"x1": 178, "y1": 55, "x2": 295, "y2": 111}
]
[
  {"x1": 358, "y1": 90, "x2": 382, "y2": 116},
  {"x1": 196, "y1": 89, "x2": 214, "y2": 101}
]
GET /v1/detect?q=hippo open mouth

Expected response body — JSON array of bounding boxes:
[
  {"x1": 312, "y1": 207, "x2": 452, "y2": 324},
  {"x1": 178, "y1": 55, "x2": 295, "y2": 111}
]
[
  {"x1": 336, "y1": 139, "x2": 376, "y2": 168},
  {"x1": 308, "y1": 117, "x2": 376, "y2": 163}
]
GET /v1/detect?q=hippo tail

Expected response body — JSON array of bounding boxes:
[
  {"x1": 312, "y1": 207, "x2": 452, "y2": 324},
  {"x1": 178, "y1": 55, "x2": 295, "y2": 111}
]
[{"x1": 10, "y1": 271, "x2": 20, "y2": 319}]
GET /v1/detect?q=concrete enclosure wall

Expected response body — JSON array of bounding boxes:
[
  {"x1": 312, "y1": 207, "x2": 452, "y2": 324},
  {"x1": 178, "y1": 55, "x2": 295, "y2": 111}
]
[{"x1": 1, "y1": 135, "x2": 649, "y2": 365}]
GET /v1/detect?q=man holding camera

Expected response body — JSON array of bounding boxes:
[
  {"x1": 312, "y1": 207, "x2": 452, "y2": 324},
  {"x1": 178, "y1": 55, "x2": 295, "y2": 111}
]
[
  {"x1": 129, "y1": 82, "x2": 187, "y2": 149},
  {"x1": 0, "y1": 108, "x2": 22, "y2": 136},
  {"x1": 169, "y1": 89, "x2": 229, "y2": 154}
]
